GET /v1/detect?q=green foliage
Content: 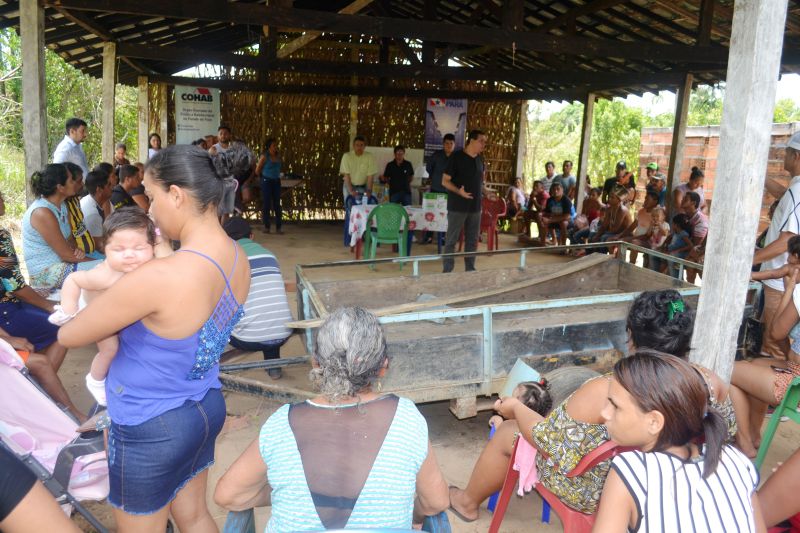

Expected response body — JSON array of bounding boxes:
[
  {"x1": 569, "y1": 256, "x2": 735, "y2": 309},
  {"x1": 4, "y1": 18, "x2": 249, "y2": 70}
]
[
  {"x1": 0, "y1": 28, "x2": 138, "y2": 217},
  {"x1": 774, "y1": 98, "x2": 800, "y2": 123},
  {"x1": 526, "y1": 83, "x2": 800, "y2": 190}
]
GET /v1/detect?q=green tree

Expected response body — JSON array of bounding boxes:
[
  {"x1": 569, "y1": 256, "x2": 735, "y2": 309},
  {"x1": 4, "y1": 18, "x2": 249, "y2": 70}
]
[
  {"x1": 587, "y1": 99, "x2": 645, "y2": 185},
  {"x1": 774, "y1": 98, "x2": 800, "y2": 123}
]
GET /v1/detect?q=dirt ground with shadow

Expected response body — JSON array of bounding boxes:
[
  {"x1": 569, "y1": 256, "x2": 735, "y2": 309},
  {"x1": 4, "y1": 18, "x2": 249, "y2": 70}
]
[{"x1": 62, "y1": 221, "x2": 799, "y2": 532}]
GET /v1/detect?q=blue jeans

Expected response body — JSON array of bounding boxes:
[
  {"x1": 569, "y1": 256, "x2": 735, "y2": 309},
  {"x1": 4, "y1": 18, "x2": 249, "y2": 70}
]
[
  {"x1": 261, "y1": 178, "x2": 282, "y2": 230},
  {"x1": 389, "y1": 191, "x2": 412, "y2": 206},
  {"x1": 229, "y1": 335, "x2": 286, "y2": 360}
]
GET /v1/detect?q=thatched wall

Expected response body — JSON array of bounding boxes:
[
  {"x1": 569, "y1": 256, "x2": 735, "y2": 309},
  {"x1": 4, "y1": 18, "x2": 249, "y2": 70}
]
[{"x1": 147, "y1": 42, "x2": 522, "y2": 220}]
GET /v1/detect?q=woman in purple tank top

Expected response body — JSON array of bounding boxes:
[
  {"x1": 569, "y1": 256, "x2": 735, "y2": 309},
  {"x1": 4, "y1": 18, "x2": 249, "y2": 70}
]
[{"x1": 59, "y1": 145, "x2": 251, "y2": 532}]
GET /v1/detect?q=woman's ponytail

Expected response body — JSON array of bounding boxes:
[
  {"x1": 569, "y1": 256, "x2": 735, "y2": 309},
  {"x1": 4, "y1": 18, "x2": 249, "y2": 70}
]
[{"x1": 700, "y1": 407, "x2": 728, "y2": 478}]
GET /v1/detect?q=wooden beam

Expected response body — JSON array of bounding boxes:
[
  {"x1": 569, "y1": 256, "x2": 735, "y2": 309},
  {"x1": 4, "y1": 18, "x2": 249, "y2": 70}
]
[
  {"x1": 44, "y1": 1, "x2": 730, "y2": 63},
  {"x1": 277, "y1": 0, "x2": 374, "y2": 58},
  {"x1": 146, "y1": 74, "x2": 580, "y2": 101},
  {"x1": 576, "y1": 92, "x2": 595, "y2": 214},
  {"x1": 666, "y1": 73, "x2": 693, "y2": 213},
  {"x1": 691, "y1": 0, "x2": 789, "y2": 382},
  {"x1": 115, "y1": 42, "x2": 700, "y2": 88},
  {"x1": 157, "y1": 83, "x2": 167, "y2": 148},
  {"x1": 137, "y1": 76, "x2": 148, "y2": 163},
  {"x1": 651, "y1": 0, "x2": 728, "y2": 40},
  {"x1": 698, "y1": 0, "x2": 715, "y2": 46},
  {"x1": 101, "y1": 41, "x2": 116, "y2": 163},
  {"x1": 54, "y1": 7, "x2": 152, "y2": 74},
  {"x1": 514, "y1": 100, "x2": 527, "y2": 181},
  {"x1": 21, "y1": 0, "x2": 47, "y2": 204}
]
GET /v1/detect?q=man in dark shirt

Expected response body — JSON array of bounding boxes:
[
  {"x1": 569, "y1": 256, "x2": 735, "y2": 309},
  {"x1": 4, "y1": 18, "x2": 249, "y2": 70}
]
[
  {"x1": 382, "y1": 145, "x2": 415, "y2": 206},
  {"x1": 426, "y1": 133, "x2": 456, "y2": 193},
  {"x1": 602, "y1": 160, "x2": 629, "y2": 204},
  {"x1": 111, "y1": 164, "x2": 141, "y2": 210},
  {"x1": 441, "y1": 129, "x2": 489, "y2": 272}
]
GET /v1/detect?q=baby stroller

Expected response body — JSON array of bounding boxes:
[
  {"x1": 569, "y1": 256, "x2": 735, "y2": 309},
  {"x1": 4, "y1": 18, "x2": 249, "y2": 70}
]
[{"x1": 0, "y1": 339, "x2": 110, "y2": 532}]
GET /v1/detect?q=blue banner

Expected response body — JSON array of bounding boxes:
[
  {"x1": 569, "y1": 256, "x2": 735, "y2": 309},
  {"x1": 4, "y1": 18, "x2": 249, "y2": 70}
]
[{"x1": 424, "y1": 98, "x2": 467, "y2": 161}]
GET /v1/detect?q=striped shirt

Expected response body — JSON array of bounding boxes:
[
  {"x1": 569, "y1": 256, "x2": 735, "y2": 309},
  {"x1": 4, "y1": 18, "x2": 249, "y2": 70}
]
[
  {"x1": 65, "y1": 196, "x2": 96, "y2": 254},
  {"x1": 259, "y1": 397, "x2": 428, "y2": 532},
  {"x1": 612, "y1": 445, "x2": 758, "y2": 532},
  {"x1": 231, "y1": 239, "x2": 292, "y2": 343}
]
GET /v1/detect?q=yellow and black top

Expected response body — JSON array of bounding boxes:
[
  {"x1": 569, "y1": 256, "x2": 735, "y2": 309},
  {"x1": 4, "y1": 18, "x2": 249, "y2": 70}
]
[{"x1": 65, "y1": 196, "x2": 96, "y2": 254}]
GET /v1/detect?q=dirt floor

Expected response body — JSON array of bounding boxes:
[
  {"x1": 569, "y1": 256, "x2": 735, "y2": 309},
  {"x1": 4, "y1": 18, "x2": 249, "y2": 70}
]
[{"x1": 61, "y1": 221, "x2": 799, "y2": 532}]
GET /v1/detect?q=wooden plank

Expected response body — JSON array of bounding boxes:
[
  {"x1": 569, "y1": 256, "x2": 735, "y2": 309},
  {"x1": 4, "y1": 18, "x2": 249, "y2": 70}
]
[
  {"x1": 44, "y1": 1, "x2": 731, "y2": 64},
  {"x1": 277, "y1": 0, "x2": 374, "y2": 58},
  {"x1": 101, "y1": 41, "x2": 116, "y2": 164},
  {"x1": 576, "y1": 92, "x2": 595, "y2": 214},
  {"x1": 691, "y1": 0, "x2": 789, "y2": 382},
  {"x1": 21, "y1": 0, "x2": 47, "y2": 204},
  {"x1": 286, "y1": 254, "x2": 612, "y2": 328},
  {"x1": 666, "y1": 72, "x2": 693, "y2": 213},
  {"x1": 534, "y1": 0, "x2": 629, "y2": 33},
  {"x1": 145, "y1": 74, "x2": 574, "y2": 101},
  {"x1": 697, "y1": 0, "x2": 715, "y2": 46},
  {"x1": 116, "y1": 43, "x2": 692, "y2": 87}
]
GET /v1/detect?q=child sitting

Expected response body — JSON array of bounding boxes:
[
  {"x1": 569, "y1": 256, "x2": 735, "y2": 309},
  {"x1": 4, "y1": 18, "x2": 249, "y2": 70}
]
[
  {"x1": 49, "y1": 208, "x2": 157, "y2": 405},
  {"x1": 522, "y1": 180, "x2": 549, "y2": 237},
  {"x1": 621, "y1": 191, "x2": 659, "y2": 264},
  {"x1": 540, "y1": 183, "x2": 572, "y2": 246},
  {"x1": 489, "y1": 379, "x2": 552, "y2": 430},
  {"x1": 650, "y1": 213, "x2": 693, "y2": 276}
]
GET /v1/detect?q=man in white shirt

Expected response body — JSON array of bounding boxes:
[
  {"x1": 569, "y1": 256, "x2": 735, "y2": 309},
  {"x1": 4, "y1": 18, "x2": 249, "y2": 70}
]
[
  {"x1": 208, "y1": 125, "x2": 232, "y2": 156},
  {"x1": 79, "y1": 169, "x2": 114, "y2": 253},
  {"x1": 52, "y1": 117, "x2": 89, "y2": 177},
  {"x1": 753, "y1": 131, "x2": 800, "y2": 359}
]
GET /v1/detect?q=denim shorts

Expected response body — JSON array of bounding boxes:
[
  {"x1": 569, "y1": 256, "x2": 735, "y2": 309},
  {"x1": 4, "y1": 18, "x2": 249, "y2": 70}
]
[{"x1": 107, "y1": 388, "x2": 225, "y2": 514}]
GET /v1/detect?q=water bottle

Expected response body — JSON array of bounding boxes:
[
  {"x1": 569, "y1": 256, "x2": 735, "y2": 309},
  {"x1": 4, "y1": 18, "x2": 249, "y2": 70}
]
[{"x1": 361, "y1": 193, "x2": 368, "y2": 206}]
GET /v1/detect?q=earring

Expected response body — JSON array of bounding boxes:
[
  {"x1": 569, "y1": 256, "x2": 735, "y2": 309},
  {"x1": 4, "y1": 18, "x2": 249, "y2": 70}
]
[{"x1": 376, "y1": 380, "x2": 383, "y2": 393}]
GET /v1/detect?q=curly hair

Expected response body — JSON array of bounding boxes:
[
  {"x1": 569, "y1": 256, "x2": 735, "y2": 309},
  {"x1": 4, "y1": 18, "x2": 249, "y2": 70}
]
[
  {"x1": 310, "y1": 307, "x2": 389, "y2": 401},
  {"x1": 627, "y1": 290, "x2": 694, "y2": 358}
]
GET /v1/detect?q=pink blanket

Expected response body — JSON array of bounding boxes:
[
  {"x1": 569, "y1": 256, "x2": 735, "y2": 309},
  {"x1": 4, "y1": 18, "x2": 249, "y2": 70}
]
[{"x1": 514, "y1": 437, "x2": 540, "y2": 496}]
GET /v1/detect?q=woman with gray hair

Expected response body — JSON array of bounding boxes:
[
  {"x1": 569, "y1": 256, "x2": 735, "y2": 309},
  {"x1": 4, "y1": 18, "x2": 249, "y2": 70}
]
[{"x1": 215, "y1": 307, "x2": 449, "y2": 532}]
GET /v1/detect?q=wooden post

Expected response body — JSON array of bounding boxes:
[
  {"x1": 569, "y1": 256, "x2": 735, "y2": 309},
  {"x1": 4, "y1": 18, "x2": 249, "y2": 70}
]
[
  {"x1": 690, "y1": 0, "x2": 788, "y2": 382},
  {"x1": 157, "y1": 83, "x2": 168, "y2": 146},
  {"x1": 514, "y1": 100, "x2": 527, "y2": 182},
  {"x1": 101, "y1": 42, "x2": 117, "y2": 164},
  {"x1": 20, "y1": 0, "x2": 47, "y2": 204},
  {"x1": 137, "y1": 76, "x2": 149, "y2": 163},
  {"x1": 576, "y1": 92, "x2": 595, "y2": 213},
  {"x1": 349, "y1": 47, "x2": 359, "y2": 144},
  {"x1": 666, "y1": 73, "x2": 693, "y2": 213}
]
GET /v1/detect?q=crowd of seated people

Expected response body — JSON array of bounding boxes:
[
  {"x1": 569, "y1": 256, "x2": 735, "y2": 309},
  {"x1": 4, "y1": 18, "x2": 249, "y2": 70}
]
[{"x1": 505, "y1": 161, "x2": 711, "y2": 279}]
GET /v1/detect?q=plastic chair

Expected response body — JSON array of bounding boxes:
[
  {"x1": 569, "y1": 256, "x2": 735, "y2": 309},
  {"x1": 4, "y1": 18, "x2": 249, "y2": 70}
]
[
  {"x1": 755, "y1": 377, "x2": 800, "y2": 469},
  {"x1": 457, "y1": 197, "x2": 507, "y2": 252},
  {"x1": 363, "y1": 203, "x2": 410, "y2": 269},
  {"x1": 488, "y1": 438, "x2": 631, "y2": 533}
]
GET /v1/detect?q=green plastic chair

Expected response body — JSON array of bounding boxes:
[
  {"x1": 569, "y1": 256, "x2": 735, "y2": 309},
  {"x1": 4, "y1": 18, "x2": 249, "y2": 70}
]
[
  {"x1": 755, "y1": 376, "x2": 800, "y2": 469},
  {"x1": 363, "y1": 203, "x2": 410, "y2": 269}
]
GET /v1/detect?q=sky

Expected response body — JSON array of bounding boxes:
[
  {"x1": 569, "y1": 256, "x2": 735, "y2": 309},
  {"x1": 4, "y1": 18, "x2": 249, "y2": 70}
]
[{"x1": 536, "y1": 73, "x2": 800, "y2": 117}]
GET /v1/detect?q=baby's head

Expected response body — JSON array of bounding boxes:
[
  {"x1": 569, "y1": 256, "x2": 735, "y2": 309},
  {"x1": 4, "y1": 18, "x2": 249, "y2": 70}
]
[
  {"x1": 789, "y1": 235, "x2": 800, "y2": 265},
  {"x1": 513, "y1": 380, "x2": 553, "y2": 416},
  {"x1": 103, "y1": 207, "x2": 156, "y2": 273},
  {"x1": 651, "y1": 206, "x2": 666, "y2": 225}
]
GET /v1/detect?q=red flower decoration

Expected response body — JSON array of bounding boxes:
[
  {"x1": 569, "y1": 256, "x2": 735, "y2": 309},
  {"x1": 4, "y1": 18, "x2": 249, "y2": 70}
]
[
  {"x1": 408, "y1": 221, "x2": 417, "y2": 230},
  {"x1": 355, "y1": 213, "x2": 362, "y2": 219},
  {"x1": 424, "y1": 212, "x2": 435, "y2": 221}
]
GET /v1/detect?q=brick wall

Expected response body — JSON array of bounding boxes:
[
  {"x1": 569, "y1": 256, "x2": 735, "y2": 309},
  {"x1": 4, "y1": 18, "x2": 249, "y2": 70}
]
[{"x1": 639, "y1": 122, "x2": 800, "y2": 231}]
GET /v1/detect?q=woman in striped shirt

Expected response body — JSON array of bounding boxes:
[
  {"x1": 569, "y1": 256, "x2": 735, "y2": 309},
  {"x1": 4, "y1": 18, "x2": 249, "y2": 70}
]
[
  {"x1": 214, "y1": 307, "x2": 449, "y2": 532},
  {"x1": 594, "y1": 351, "x2": 764, "y2": 532}
]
